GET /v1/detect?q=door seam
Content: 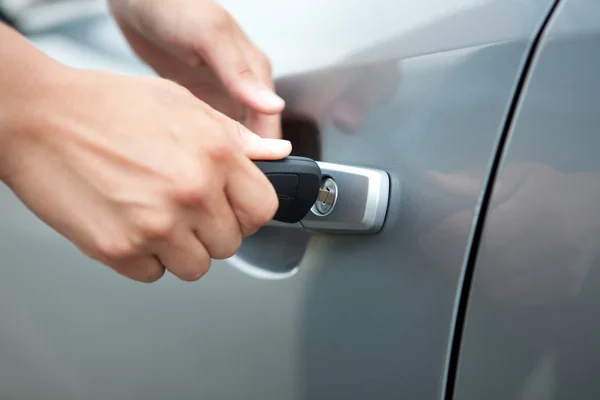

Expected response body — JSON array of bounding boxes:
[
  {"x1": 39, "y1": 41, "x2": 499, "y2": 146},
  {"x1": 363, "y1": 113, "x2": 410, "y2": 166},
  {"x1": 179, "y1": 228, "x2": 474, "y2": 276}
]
[{"x1": 440, "y1": 1, "x2": 563, "y2": 398}]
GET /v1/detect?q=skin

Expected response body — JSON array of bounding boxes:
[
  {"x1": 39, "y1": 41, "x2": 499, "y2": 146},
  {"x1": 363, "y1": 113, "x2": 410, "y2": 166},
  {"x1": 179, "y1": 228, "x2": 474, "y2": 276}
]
[
  {"x1": 0, "y1": 0, "x2": 292, "y2": 284},
  {"x1": 108, "y1": 0, "x2": 284, "y2": 139}
]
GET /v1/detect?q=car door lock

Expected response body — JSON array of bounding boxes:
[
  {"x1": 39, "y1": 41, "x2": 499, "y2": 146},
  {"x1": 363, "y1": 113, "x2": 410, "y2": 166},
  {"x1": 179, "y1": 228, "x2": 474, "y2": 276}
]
[
  {"x1": 314, "y1": 177, "x2": 337, "y2": 216},
  {"x1": 254, "y1": 156, "x2": 390, "y2": 234}
]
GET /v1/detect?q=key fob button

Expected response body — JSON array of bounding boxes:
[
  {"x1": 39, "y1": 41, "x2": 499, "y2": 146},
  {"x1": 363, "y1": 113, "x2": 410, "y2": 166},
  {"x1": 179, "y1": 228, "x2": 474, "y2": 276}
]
[
  {"x1": 254, "y1": 156, "x2": 322, "y2": 223},
  {"x1": 274, "y1": 197, "x2": 294, "y2": 220},
  {"x1": 265, "y1": 174, "x2": 300, "y2": 199}
]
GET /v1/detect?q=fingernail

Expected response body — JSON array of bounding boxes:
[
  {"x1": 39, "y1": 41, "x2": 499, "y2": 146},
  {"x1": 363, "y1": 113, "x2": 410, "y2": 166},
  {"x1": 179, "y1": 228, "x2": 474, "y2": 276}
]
[
  {"x1": 260, "y1": 138, "x2": 292, "y2": 153},
  {"x1": 254, "y1": 85, "x2": 285, "y2": 109},
  {"x1": 238, "y1": 124, "x2": 291, "y2": 156}
]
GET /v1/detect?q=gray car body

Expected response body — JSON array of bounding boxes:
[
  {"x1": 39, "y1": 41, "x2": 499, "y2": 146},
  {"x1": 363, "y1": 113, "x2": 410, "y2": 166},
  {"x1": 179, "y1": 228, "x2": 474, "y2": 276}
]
[{"x1": 0, "y1": 0, "x2": 595, "y2": 398}]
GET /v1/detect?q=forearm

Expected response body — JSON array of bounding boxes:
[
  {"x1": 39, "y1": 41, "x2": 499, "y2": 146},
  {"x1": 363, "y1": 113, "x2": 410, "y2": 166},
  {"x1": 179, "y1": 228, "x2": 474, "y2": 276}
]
[{"x1": 0, "y1": 22, "x2": 61, "y2": 180}]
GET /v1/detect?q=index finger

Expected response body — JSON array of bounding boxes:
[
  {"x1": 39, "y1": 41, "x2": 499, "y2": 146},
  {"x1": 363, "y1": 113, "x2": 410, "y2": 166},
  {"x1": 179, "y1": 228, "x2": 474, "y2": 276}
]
[
  {"x1": 195, "y1": 11, "x2": 284, "y2": 115},
  {"x1": 235, "y1": 28, "x2": 282, "y2": 139}
]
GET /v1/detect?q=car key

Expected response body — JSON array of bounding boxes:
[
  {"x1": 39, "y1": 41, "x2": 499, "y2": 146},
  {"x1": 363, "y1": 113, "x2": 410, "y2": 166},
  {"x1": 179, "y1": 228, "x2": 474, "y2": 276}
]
[{"x1": 254, "y1": 156, "x2": 322, "y2": 223}]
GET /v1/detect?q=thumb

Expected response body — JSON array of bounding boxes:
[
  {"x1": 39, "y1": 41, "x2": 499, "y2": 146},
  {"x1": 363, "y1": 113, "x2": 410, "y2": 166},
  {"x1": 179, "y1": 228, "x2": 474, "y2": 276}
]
[{"x1": 237, "y1": 124, "x2": 292, "y2": 160}]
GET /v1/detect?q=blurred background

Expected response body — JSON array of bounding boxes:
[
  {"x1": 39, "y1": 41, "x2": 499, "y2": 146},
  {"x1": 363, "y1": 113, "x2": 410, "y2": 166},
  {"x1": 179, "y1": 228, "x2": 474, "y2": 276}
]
[{"x1": 0, "y1": 0, "x2": 482, "y2": 78}]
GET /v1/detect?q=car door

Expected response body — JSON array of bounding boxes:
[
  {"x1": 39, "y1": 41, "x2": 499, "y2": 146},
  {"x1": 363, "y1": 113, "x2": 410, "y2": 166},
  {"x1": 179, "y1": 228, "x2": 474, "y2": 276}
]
[
  {"x1": 452, "y1": 0, "x2": 600, "y2": 398},
  {"x1": 0, "y1": 1, "x2": 556, "y2": 399}
]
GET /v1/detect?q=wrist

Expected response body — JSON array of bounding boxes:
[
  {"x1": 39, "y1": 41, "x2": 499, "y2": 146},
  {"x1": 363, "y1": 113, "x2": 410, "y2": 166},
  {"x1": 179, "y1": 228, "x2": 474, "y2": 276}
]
[{"x1": 0, "y1": 23, "x2": 67, "y2": 183}]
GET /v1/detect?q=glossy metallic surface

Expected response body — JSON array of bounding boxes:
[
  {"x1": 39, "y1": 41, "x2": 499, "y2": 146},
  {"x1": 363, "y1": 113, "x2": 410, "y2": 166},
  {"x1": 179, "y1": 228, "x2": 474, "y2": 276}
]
[
  {"x1": 453, "y1": 0, "x2": 600, "y2": 398},
  {"x1": 0, "y1": 1, "x2": 557, "y2": 399},
  {"x1": 301, "y1": 162, "x2": 389, "y2": 234},
  {"x1": 315, "y1": 178, "x2": 337, "y2": 216}
]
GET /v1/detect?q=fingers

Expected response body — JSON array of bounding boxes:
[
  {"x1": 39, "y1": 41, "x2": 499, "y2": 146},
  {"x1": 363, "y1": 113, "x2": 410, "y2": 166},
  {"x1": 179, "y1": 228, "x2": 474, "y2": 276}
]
[
  {"x1": 236, "y1": 33, "x2": 282, "y2": 139},
  {"x1": 109, "y1": 256, "x2": 166, "y2": 283},
  {"x1": 236, "y1": 123, "x2": 291, "y2": 160},
  {"x1": 155, "y1": 229, "x2": 212, "y2": 282},
  {"x1": 195, "y1": 12, "x2": 284, "y2": 115},
  {"x1": 190, "y1": 184, "x2": 243, "y2": 260},
  {"x1": 117, "y1": 0, "x2": 284, "y2": 138},
  {"x1": 245, "y1": 110, "x2": 282, "y2": 139},
  {"x1": 225, "y1": 155, "x2": 278, "y2": 237}
]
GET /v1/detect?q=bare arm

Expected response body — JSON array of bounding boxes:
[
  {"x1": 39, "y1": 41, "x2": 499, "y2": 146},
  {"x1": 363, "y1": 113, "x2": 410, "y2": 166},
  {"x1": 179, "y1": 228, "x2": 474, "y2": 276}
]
[{"x1": 0, "y1": 23, "x2": 63, "y2": 179}]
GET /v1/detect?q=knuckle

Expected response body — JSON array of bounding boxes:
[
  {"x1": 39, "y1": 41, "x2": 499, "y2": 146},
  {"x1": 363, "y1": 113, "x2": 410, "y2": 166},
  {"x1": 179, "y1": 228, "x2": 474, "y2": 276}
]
[
  {"x1": 174, "y1": 175, "x2": 210, "y2": 205},
  {"x1": 233, "y1": 63, "x2": 257, "y2": 83},
  {"x1": 221, "y1": 62, "x2": 258, "y2": 92},
  {"x1": 206, "y1": 138, "x2": 234, "y2": 163},
  {"x1": 96, "y1": 237, "x2": 137, "y2": 262},
  {"x1": 136, "y1": 212, "x2": 176, "y2": 240},
  {"x1": 198, "y1": 10, "x2": 232, "y2": 50},
  {"x1": 213, "y1": 10, "x2": 234, "y2": 31}
]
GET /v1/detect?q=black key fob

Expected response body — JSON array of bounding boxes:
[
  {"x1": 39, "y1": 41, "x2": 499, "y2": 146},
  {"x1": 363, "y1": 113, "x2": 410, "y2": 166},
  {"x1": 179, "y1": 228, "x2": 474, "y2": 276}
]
[{"x1": 254, "y1": 156, "x2": 322, "y2": 223}]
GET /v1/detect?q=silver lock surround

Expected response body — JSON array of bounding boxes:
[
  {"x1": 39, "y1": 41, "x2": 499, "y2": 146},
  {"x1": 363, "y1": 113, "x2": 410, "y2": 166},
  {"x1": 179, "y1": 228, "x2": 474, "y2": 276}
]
[
  {"x1": 313, "y1": 177, "x2": 338, "y2": 216},
  {"x1": 264, "y1": 161, "x2": 390, "y2": 234},
  {"x1": 301, "y1": 162, "x2": 390, "y2": 234}
]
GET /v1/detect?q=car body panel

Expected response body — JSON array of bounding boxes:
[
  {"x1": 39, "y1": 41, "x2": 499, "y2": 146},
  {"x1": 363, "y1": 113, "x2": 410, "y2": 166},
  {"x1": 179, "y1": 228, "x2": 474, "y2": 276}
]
[
  {"x1": 453, "y1": 0, "x2": 600, "y2": 398},
  {"x1": 0, "y1": 1, "x2": 556, "y2": 399}
]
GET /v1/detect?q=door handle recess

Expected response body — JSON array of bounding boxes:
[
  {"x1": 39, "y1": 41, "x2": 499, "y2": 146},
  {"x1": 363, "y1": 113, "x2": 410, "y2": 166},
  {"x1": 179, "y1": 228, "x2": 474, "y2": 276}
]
[{"x1": 254, "y1": 156, "x2": 390, "y2": 234}]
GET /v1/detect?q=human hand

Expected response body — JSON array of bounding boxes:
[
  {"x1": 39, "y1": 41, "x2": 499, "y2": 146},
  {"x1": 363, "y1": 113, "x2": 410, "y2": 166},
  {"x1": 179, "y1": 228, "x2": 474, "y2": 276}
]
[
  {"x1": 0, "y1": 66, "x2": 291, "y2": 283},
  {"x1": 421, "y1": 162, "x2": 600, "y2": 305},
  {"x1": 109, "y1": 0, "x2": 284, "y2": 139}
]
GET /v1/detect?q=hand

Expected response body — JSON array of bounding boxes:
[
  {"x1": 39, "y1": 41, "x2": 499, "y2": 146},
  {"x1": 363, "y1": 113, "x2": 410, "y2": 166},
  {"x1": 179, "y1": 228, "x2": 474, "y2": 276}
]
[
  {"x1": 421, "y1": 162, "x2": 600, "y2": 305},
  {"x1": 1, "y1": 66, "x2": 291, "y2": 283},
  {"x1": 108, "y1": 0, "x2": 284, "y2": 138}
]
